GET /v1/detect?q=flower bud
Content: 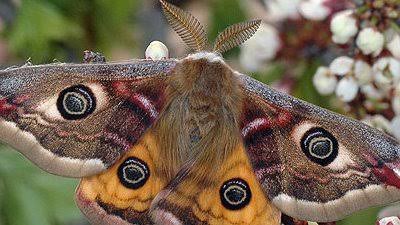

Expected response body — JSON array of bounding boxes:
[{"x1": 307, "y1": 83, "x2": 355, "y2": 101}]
[
  {"x1": 330, "y1": 10, "x2": 358, "y2": 44},
  {"x1": 387, "y1": 30, "x2": 400, "y2": 59},
  {"x1": 335, "y1": 77, "x2": 359, "y2": 102},
  {"x1": 356, "y1": 28, "x2": 385, "y2": 56},
  {"x1": 264, "y1": 0, "x2": 301, "y2": 21},
  {"x1": 329, "y1": 56, "x2": 354, "y2": 76},
  {"x1": 354, "y1": 60, "x2": 372, "y2": 85},
  {"x1": 392, "y1": 95, "x2": 400, "y2": 116},
  {"x1": 240, "y1": 23, "x2": 281, "y2": 71},
  {"x1": 373, "y1": 57, "x2": 400, "y2": 86},
  {"x1": 145, "y1": 41, "x2": 169, "y2": 60},
  {"x1": 362, "y1": 115, "x2": 391, "y2": 133},
  {"x1": 377, "y1": 216, "x2": 400, "y2": 225},
  {"x1": 299, "y1": 0, "x2": 330, "y2": 21},
  {"x1": 312, "y1": 67, "x2": 337, "y2": 95},
  {"x1": 361, "y1": 84, "x2": 384, "y2": 100}
]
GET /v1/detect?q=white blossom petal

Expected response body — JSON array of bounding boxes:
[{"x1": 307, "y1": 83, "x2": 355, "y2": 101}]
[
  {"x1": 312, "y1": 66, "x2": 337, "y2": 95},
  {"x1": 373, "y1": 57, "x2": 400, "y2": 86},
  {"x1": 264, "y1": 0, "x2": 301, "y2": 21},
  {"x1": 335, "y1": 77, "x2": 359, "y2": 102},
  {"x1": 362, "y1": 115, "x2": 391, "y2": 133},
  {"x1": 379, "y1": 204, "x2": 400, "y2": 219},
  {"x1": 387, "y1": 30, "x2": 400, "y2": 59},
  {"x1": 145, "y1": 41, "x2": 169, "y2": 60},
  {"x1": 361, "y1": 84, "x2": 385, "y2": 100},
  {"x1": 374, "y1": 71, "x2": 392, "y2": 90},
  {"x1": 354, "y1": 60, "x2": 372, "y2": 85},
  {"x1": 240, "y1": 23, "x2": 281, "y2": 71},
  {"x1": 392, "y1": 95, "x2": 400, "y2": 116},
  {"x1": 356, "y1": 28, "x2": 385, "y2": 56},
  {"x1": 390, "y1": 117, "x2": 400, "y2": 140},
  {"x1": 389, "y1": 58, "x2": 400, "y2": 81},
  {"x1": 299, "y1": 0, "x2": 330, "y2": 21},
  {"x1": 329, "y1": 56, "x2": 354, "y2": 76},
  {"x1": 377, "y1": 217, "x2": 400, "y2": 225},
  {"x1": 330, "y1": 10, "x2": 358, "y2": 44},
  {"x1": 239, "y1": 51, "x2": 264, "y2": 72},
  {"x1": 374, "y1": 57, "x2": 390, "y2": 71}
]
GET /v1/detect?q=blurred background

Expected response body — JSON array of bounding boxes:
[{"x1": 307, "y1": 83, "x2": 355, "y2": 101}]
[{"x1": 0, "y1": 0, "x2": 399, "y2": 225}]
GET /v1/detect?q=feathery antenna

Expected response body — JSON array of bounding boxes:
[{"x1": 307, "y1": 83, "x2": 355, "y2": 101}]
[
  {"x1": 159, "y1": 0, "x2": 208, "y2": 52},
  {"x1": 213, "y1": 20, "x2": 262, "y2": 54}
]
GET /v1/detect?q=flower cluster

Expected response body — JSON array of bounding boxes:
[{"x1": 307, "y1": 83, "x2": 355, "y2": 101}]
[
  {"x1": 377, "y1": 216, "x2": 400, "y2": 225},
  {"x1": 330, "y1": 1, "x2": 400, "y2": 56},
  {"x1": 313, "y1": 0, "x2": 400, "y2": 138},
  {"x1": 240, "y1": 0, "x2": 349, "y2": 72}
]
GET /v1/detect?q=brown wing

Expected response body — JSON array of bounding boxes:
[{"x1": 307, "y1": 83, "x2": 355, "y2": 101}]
[
  {"x1": 0, "y1": 60, "x2": 176, "y2": 177},
  {"x1": 238, "y1": 74, "x2": 400, "y2": 222}
]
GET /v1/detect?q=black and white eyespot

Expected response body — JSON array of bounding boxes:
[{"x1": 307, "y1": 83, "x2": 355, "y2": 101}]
[
  {"x1": 56, "y1": 85, "x2": 96, "y2": 120},
  {"x1": 118, "y1": 157, "x2": 150, "y2": 189},
  {"x1": 220, "y1": 178, "x2": 251, "y2": 210},
  {"x1": 301, "y1": 127, "x2": 339, "y2": 166}
]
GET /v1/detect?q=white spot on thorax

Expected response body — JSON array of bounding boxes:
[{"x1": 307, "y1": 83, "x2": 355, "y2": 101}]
[{"x1": 186, "y1": 52, "x2": 225, "y2": 63}]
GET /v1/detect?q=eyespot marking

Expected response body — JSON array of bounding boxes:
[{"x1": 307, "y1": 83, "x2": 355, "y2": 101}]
[
  {"x1": 301, "y1": 127, "x2": 338, "y2": 166},
  {"x1": 220, "y1": 178, "x2": 252, "y2": 210},
  {"x1": 118, "y1": 157, "x2": 150, "y2": 189},
  {"x1": 57, "y1": 85, "x2": 96, "y2": 120}
]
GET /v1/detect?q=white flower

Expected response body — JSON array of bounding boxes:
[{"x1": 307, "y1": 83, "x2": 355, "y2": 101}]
[
  {"x1": 379, "y1": 204, "x2": 400, "y2": 219},
  {"x1": 356, "y1": 28, "x2": 385, "y2": 56},
  {"x1": 145, "y1": 41, "x2": 169, "y2": 60},
  {"x1": 377, "y1": 216, "x2": 400, "y2": 225},
  {"x1": 335, "y1": 77, "x2": 359, "y2": 102},
  {"x1": 354, "y1": 60, "x2": 373, "y2": 85},
  {"x1": 264, "y1": 0, "x2": 301, "y2": 21},
  {"x1": 362, "y1": 115, "x2": 391, "y2": 133},
  {"x1": 386, "y1": 29, "x2": 400, "y2": 59},
  {"x1": 329, "y1": 56, "x2": 354, "y2": 76},
  {"x1": 373, "y1": 57, "x2": 400, "y2": 87},
  {"x1": 390, "y1": 58, "x2": 400, "y2": 80},
  {"x1": 239, "y1": 53, "x2": 264, "y2": 72},
  {"x1": 313, "y1": 66, "x2": 337, "y2": 95},
  {"x1": 393, "y1": 95, "x2": 400, "y2": 116},
  {"x1": 240, "y1": 23, "x2": 281, "y2": 71},
  {"x1": 361, "y1": 84, "x2": 385, "y2": 100},
  {"x1": 392, "y1": 84, "x2": 400, "y2": 115},
  {"x1": 299, "y1": 0, "x2": 330, "y2": 21},
  {"x1": 330, "y1": 10, "x2": 358, "y2": 44}
]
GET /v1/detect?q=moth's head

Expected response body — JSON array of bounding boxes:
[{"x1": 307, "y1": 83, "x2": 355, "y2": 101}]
[{"x1": 159, "y1": 0, "x2": 261, "y2": 56}]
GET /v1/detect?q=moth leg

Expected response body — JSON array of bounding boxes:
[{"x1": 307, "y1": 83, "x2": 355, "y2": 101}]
[{"x1": 83, "y1": 50, "x2": 106, "y2": 63}]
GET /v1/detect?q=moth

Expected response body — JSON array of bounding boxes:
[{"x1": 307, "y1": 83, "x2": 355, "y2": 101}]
[{"x1": 0, "y1": 1, "x2": 399, "y2": 224}]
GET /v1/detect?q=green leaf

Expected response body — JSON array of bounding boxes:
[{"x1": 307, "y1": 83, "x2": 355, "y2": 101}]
[
  {"x1": 7, "y1": 0, "x2": 83, "y2": 62},
  {"x1": 2, "y1": 177, "x2": 51, "y2": 225},
  {"x1": 0, "y1": 147, "x2": 83, "y2": 225},
  {"x1": 338, "y1": 207, "x2": 382, "y2": 225}
]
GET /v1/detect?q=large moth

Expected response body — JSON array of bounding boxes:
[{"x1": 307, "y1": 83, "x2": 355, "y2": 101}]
[{"x1": 0, "y1": 1, "x2": 399, "y2": 224}]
